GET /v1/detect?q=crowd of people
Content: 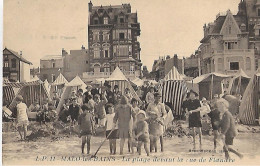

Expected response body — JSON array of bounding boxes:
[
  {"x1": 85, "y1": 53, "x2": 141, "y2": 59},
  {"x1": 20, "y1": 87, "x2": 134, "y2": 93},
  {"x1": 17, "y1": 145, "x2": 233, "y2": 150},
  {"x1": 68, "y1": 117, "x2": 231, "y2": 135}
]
[{"x1": 2, "y1": 81, "x2": 244, "y2": 159}]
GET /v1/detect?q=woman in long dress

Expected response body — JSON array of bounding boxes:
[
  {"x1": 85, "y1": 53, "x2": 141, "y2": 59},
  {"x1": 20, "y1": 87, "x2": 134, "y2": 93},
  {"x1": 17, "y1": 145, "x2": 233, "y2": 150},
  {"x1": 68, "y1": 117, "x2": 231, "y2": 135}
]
[{"x1": 113, "y1": 95, "x2": 136, "y2": 155}]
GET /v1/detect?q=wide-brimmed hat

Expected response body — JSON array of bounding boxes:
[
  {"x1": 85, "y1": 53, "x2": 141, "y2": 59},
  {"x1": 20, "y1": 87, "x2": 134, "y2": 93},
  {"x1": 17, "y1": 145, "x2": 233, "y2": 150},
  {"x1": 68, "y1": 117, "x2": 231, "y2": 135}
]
[{"x1": 137, "y1": 110, "x2": 147, "y2": 119}]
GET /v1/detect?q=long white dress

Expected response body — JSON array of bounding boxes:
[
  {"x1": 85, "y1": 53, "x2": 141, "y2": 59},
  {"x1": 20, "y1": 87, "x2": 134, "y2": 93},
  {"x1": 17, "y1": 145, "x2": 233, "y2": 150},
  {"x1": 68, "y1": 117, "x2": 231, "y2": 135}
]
[{"x1": 16, "y1": 102, "x2": 29, "y2": 126}]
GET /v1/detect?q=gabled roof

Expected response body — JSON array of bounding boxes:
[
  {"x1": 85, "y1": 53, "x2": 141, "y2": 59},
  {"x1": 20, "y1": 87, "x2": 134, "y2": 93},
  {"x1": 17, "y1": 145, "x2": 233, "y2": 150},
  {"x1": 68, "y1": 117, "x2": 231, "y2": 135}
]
[
  {"x1": 3, "y1": 48, "x2": 32, "y2": 65},
  {"x1": 220, "y1": 10, "x2": 241, "y2": 35}
]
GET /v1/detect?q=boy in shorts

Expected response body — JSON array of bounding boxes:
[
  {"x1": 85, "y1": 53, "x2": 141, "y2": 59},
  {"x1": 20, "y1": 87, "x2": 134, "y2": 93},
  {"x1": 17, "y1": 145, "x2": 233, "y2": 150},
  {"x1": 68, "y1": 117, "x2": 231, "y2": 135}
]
[{"x1": 78, "y1": 104, "x2": 95, "y2": 154}]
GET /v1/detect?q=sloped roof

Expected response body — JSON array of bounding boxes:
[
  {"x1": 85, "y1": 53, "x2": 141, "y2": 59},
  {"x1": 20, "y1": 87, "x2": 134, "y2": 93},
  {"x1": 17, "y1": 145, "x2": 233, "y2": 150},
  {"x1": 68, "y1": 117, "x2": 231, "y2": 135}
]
[
  {"x1": 52, "y1": 73, "x2": 68, "y2": 85},
  {"x1": 212, "y1": 16, "x2": 226, "y2": 33},
  {"x1": 106, "y1": 67, "x2": 128, "y2": 81},
  {"x1": 4, "y1": 48, "x2": 32, "y2": 65}
]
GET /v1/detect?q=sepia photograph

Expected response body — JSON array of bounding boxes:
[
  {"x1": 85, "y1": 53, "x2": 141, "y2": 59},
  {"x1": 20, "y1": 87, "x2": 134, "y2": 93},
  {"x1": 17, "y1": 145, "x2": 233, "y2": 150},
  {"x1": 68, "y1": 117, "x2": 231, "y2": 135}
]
[{"x1": 2, "y1": 0, "x2": 260, "y2": 165}]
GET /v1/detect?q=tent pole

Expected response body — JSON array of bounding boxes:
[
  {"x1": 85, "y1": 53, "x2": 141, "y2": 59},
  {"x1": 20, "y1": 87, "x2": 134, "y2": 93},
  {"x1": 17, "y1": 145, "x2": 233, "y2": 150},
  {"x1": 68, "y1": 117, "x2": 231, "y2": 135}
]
[
  {"x1": 211, "y1": 74, "x2": 213, "y2": 100},
  {"x1": 39, "y1": 81, "x2": 42, "y2": 106}
]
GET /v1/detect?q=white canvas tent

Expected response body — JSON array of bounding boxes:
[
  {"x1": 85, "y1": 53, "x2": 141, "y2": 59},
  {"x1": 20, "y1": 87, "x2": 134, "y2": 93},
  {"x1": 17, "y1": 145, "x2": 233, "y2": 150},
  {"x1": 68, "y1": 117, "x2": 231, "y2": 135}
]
[
  {"x1": 67, "y1": 75, "x2": 87, "y2": 90},
  {"x1": 106, "y1": 67, "x2": 142, "y2": 104},
  {"x1": 191, "y1": 72, "x2": 231, "y2": 100},
  {"x1": 56, "y1": 75, "x2": 87, "y2": 113},
  {"x1": 52, "y1": 73, "x2": 68, "y2": 86}
]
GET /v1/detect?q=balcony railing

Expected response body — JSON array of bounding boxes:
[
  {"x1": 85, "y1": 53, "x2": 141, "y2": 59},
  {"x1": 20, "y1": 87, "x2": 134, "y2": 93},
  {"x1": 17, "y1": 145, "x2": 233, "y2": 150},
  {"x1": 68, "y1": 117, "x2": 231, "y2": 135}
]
[{"x1": 214, "y1": 49, "x2": 254, "y2": 54}]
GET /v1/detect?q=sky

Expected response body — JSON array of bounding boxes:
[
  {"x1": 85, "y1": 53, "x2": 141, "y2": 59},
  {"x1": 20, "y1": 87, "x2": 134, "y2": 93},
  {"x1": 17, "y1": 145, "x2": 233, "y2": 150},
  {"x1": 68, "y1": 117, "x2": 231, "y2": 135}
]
[{"x1": 3, "y1": 0, "x2": 240, "y2": 71}]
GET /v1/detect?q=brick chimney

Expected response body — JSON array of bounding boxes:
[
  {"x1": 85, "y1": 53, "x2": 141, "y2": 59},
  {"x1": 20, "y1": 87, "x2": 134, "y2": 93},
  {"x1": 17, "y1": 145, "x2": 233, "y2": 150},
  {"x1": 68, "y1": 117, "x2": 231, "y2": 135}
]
[{"x1": 173, "y1": 54, "x2": 178, "y2": 68}]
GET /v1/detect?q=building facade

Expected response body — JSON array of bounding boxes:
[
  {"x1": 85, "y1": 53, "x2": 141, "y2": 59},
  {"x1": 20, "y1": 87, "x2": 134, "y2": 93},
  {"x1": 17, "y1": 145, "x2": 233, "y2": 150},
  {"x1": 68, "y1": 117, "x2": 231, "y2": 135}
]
[
  {"x1": 240, "y1": 0, "x2": 260, "y2": 70},
  {"x1": 151, "y1": 55, "x2": 184, "y2": 81},
  {"x1": 39, "y1": 54, "x2": 63, "y2": 83},
  {"x1": 184, "y1": 53, "x2": 200, "y2": 78},
  {"x1": 3, "y1": 48, "x2": 32, "y2": 82},
  {"x1": 86, "y1": 2, "x2": 142, "y2": 81},
  {"x1": 200, "y1": 1, "x2": 260, "y2": 77},
  {"x1": 63, "y1": 46, "x2": 90, "y2": 81}
]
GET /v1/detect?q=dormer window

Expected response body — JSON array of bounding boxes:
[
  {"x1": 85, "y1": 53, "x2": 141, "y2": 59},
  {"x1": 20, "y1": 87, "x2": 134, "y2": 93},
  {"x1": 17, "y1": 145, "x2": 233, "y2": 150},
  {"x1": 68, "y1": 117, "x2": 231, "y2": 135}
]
[{"x1": 104, "y1": 17, "x2": 108, "y2": 24}]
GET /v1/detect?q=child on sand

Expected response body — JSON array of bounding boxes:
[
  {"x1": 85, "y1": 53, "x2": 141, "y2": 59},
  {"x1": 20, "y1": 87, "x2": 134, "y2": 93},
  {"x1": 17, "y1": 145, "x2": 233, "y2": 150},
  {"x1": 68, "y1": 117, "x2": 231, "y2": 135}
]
[
  {"x1": 147, "y1": 111, "x2": 163, "y2": 152},
  {"x1": 94, "y1": 94, "x2": 108, "y2": 127},
  {"x1": 134, "y1": 110, "x2": 150, "y2": 156},
  {"x1": 78, "y1": 104, "x2": 95, "y2": 154},
  {"x1": 105, "y1": 104, "x2": 118, "y2": 155},
  {"x1": 16, "y1": 95, "x2": 29, "y2": 140}
]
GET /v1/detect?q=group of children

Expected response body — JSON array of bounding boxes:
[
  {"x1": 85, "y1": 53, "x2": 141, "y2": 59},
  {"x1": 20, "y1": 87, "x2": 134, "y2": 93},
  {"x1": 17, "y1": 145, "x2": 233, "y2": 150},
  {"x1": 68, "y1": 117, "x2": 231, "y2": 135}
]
[{"x1": 78, "y1": 91, "x2": 167, "y2": 156}]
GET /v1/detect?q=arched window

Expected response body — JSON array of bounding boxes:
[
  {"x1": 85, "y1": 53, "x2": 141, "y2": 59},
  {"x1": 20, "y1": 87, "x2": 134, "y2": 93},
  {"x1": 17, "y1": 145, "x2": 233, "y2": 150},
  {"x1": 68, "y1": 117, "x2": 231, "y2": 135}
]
[
  {"x1": 94, "y1": 64, "x2": 101, "y2": 73},
  {"x1": 246, "y1": 57, "x2": 251, "y2": 70}
]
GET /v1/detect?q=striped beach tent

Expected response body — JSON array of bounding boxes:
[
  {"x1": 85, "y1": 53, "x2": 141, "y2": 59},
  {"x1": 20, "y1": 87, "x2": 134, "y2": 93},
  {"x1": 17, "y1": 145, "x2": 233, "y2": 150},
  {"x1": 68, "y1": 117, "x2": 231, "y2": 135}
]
[
  {"x1": 106, "y1": 67, "x2": 142, "y2": 104},
  {"x1": 164, "y1": 66, "x2": 184, "y2": 81},
  {"x1": 50, "y1": 73, "x2": 68, "y2": 98},
  {"x1": 159, "y1": 80, "x2": 188, "y2": 117},
  {"x1": 228, "y1": 69, "x2": 250, "y2": 96},
  {"x1": 239, "y1": 70, "x2": 260, "y2": 125},
  {"x1": 8, "y1": 80, "x2": 50, "y2": 111}
]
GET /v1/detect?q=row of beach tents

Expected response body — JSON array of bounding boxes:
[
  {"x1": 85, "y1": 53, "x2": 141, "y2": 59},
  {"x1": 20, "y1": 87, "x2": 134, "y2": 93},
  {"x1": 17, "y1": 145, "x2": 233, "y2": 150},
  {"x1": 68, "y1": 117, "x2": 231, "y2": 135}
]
[{"x1": 2, "y1": 66, "x2": 260, "y2": 125}]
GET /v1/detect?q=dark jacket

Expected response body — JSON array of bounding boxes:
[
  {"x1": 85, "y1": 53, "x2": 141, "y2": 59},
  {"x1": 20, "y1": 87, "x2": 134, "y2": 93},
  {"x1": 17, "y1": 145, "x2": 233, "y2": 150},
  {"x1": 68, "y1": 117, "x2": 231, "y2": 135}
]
[{"x1": 68, "y1": 104, "x2": 80, "y2": 121}]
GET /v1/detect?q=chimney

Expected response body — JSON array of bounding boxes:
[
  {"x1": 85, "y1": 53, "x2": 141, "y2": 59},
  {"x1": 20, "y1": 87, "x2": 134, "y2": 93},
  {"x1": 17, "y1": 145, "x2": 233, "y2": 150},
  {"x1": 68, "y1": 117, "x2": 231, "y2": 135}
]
[
  {"x1": 88, "y1": 1, "x2": 93, "y2": 12},
  {"x1": 62, "y1": 48, "x2": 67, "y2": 56},
  {"x1": 20, "y1": 51, "x2": 22, "y2": 56},
  {"x1": 173, "y1": 54, "x2": 178, "y2": 68}
]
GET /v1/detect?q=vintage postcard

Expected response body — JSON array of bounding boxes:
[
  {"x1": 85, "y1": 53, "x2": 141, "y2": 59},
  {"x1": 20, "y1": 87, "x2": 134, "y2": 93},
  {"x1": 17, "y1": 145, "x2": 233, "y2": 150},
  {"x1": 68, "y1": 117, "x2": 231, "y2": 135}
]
[{"x1": 2, "y1": 0, "x2": 260, "y2": 165}]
